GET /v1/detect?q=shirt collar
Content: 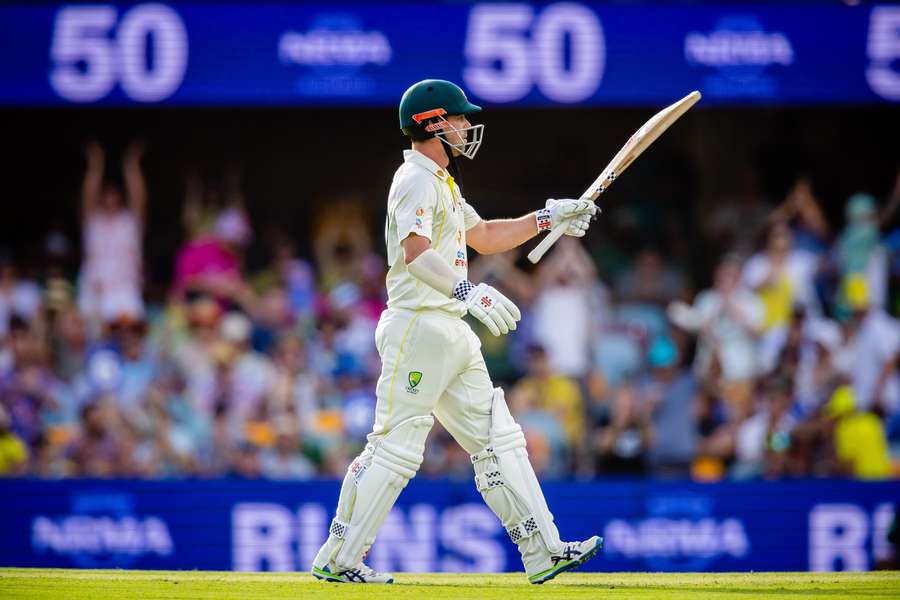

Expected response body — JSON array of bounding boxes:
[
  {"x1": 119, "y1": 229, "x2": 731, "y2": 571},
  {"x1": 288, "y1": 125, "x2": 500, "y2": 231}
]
[{"x1": 403, "y1": 149, "x2": 450, "y2": 182}]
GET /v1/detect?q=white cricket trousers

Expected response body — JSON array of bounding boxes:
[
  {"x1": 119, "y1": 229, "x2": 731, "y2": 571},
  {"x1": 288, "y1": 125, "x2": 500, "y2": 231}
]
[{"x1": 369, "y1": 307, "x2": 494, "y2": 454}]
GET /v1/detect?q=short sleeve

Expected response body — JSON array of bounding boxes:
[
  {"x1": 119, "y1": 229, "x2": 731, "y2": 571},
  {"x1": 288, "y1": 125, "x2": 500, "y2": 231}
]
[
  {"x1": 394, "y1": 176, "x2": 438, "y2": 242},
  {"x1": 462, "y1": 201, "x2": 482, "y2": 231}
]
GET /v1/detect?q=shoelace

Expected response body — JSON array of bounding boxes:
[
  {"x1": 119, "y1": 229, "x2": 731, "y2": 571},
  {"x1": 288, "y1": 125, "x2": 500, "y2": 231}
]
[
  {"x1": 338, "y1": 568, "x2": 367, "y2": 583},
  {"x1": 550, "y1": 544, "x2": 583, "y2": 565}
]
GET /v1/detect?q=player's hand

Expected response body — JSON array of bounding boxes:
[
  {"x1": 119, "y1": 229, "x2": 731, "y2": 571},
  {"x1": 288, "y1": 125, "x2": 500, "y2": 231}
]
[
  {"x1": 457, "y1": 281, "x2": 521, "y2": 336},
  {"x1": 546, "y1": 198, "x2": 598, "y2": 238}
]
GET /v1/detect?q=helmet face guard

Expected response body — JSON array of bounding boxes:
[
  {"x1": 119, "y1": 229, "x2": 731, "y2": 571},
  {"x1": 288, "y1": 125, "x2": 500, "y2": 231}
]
[{"x1": 412, "y1": 108, "x2": 484, "y2": 160}]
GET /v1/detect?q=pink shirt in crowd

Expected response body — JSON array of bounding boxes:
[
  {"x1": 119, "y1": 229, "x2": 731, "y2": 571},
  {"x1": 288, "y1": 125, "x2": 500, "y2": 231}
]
[{"x1": 174, "y1": 238, "x2": 241, "y2": 292}]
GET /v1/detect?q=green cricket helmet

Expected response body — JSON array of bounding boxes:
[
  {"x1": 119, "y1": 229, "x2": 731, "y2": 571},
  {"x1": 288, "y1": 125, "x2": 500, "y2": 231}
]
[{"x1": 399, "y1": 79, "x2": 484, "y2": 159}]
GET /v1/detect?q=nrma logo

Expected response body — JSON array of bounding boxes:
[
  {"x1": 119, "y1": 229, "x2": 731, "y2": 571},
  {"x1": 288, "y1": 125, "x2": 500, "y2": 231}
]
[
  {"x1": 684, "y1": 16, "x2": 793, "y2": 97},
  {"x1": 31, "y1": 493, "x2": 173, "y2": 568},
  {"x1": 279, "y1": 14, "x2": 392, "y2": 67},
  {"x1": 603, "y1": 495, "x2": 749, "y2": 571}
]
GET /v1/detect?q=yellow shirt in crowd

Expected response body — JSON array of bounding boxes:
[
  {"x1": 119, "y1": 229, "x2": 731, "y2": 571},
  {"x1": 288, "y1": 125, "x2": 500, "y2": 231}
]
[
  {"x1": 0, "y1": 434, "x2": 27, "y2": 475},
  {"x1": 512, "y1": 375, "x2": 584, "y2": 445},
  {"x1": 834, "y1": 412, "x2": 891, "y2": 480}
]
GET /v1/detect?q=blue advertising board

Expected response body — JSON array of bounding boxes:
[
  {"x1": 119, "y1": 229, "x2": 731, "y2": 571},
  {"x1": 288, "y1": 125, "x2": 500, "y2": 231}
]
[
  {"x1": 0, "y1": 478, "x2": 896, "y2": 573},
  {"x1": 0, "y1": 3, "x2": 898, "y2": 107}
]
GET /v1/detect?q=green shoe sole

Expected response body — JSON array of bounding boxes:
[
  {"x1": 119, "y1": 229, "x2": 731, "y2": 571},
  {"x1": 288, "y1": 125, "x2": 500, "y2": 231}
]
[
  {"x1": 529, "y1": 536, "x2": 604, "y2": 585},
  {"x1": 311, "y1": 566, "x2": 344, "y2": 583}
]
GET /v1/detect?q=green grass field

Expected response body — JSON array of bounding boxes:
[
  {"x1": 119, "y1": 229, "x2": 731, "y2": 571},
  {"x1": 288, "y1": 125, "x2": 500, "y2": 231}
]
[{"x1": 1, "y1": 570, "x2": 899, "y2": 600}]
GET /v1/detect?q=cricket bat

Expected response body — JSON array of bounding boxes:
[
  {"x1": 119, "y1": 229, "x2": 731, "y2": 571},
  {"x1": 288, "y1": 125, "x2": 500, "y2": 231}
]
[{"x1": 527, "y1": 90, "x2": 702, "y2": 264}]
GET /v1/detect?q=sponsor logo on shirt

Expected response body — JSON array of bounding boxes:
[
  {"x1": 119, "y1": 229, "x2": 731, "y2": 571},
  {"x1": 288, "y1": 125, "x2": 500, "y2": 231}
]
[{"x1": 455, "y1": 250, "x2": 467, "y2": 268}]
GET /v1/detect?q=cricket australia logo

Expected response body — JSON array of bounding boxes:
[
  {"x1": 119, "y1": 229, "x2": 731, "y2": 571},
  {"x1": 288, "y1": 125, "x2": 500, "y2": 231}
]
[{"x1": 406, "y1": 371, "x2": 422, "y2": 394}]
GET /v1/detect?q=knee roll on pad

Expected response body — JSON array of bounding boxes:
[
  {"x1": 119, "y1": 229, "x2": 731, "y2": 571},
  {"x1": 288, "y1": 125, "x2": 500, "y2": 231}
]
[
  {"x1": 471, "y1": 388, "x2": 563, "y2": 554},
  {"x1": 329, "y1": 415, "x2": 434, "y2": 570}
]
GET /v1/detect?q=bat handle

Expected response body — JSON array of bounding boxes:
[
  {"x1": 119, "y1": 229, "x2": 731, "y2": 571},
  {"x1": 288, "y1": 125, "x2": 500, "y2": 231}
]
[{"x1": 527, "y1": 218, "x2": 569, "y2": 264}]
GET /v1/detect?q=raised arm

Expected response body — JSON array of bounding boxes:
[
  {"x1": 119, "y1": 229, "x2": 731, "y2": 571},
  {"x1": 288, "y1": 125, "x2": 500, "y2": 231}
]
[
  {"x1": 768, "y1": 177, "x2": 829, "y2": 240},
  {"x1": 81, "y1": 142, "x2": 104, "y2": 220},
  {"x1": 122, "y1": 141, "x2": 147, "y2": 224},
  {"x1": 466, "y1": 214, "x2": 541, "y2": 255},
  {"x1": 793, "y1": 178, "x2": 829, "y2": 240},
  {"x1": 467, "y1": 199, "x2": 597, "y2": 255}
]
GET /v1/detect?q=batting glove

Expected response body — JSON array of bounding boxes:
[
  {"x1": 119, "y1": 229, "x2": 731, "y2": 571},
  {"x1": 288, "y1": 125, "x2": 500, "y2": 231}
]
[
  {"x1": 453, "y1": 281, "x2": 521, "y2": 336},
  {"x1": 536, "y1": 198, "x2": 598, "y2": 237}
]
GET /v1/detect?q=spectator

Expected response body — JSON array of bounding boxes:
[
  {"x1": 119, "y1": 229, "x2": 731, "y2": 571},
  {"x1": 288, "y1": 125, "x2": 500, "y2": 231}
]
[
  {"x1": 615, "y1": 246, "x2": 686, "y2": 307},
  {"x1": 732, "y1": 376, "x2": 796, "y2": 480},
  {"x1": 834, "y1": 193, "x2": 889, "y2": 313},
  {"x1": 173, "y1": 208, "x2": 254, "y2": 309},
  {"x1": 0, "y1": 317, "x2": 68, "y2": 453},
  {"x1": 49, "y1": 307, "x2": 88, "y2": 383},
  {"x1": 743, "y1": 223, "x2": 820, "y2": 331},
  {"x1": 195, "y1": 404, "x2": 234, "y2": 476},
  {"x1": 230, "y1": 441, "x2": 262, "y2": 478},
  {"x1": 767, "y1": 177, "x2": 829, "y2": 255},
  {"x1": 0, "y1": 257, "x2": 43, "y2": 337},
  {"x1": 69, "y1": 401, "x2": 128, "y2": 477},
  {"x1": 217, "y1": 312, "x2": 276, "y2": 431},
  {"x1": 771, "y1": 311, "x2": 842, "y2": 415},
  {"x1": 639, "y1": 336, "x2": 697, "y2": 478},
  {"x1": 823, "y1": 385, "x2": 891, "y2": 479},
  {"x1": 0, "y1": 405, "x2": 27, "y2": 475},
  {"x1": 268, "y1": 333, "x2": 318, "y2": 433},
  {"x1": 668, "y1": 255, "x2": 764, "y2": 420},
  {"x1": 532, "y1": 237, "x2": 605, "y2": 379},
  {"x1": 595, "y1": 383, "x2": 652, "y2": 475},
  {"x1": 260, "y1": 417, "x2": 315, "y2": 479},
  {"x1": 833, "y1": 275, "x2": 900, "y2": 415},
  {"x1": 106, "y1": 313, "x2": 158, "y2": 421},
  {"x1": 510, "y1": 344, "x2": 585, "y2": 464},
  {"x1": 78, "y1": 142, "x2": 146, "y2": 327}
]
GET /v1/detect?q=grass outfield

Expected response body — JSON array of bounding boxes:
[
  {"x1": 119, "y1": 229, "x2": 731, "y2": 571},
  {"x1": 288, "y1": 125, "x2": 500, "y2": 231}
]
[{"x1": 0, "y1": 570, "x2": 898, "y2": 600}]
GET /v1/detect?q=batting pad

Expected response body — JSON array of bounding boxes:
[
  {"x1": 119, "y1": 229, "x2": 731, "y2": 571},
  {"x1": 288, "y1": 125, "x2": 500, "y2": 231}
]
[
  {"x1": 471, "y1": 388, "x2": 564, "y2": 576},
  {"x1": 316, "y1": 415, "x2": 434, "y2": 572}
]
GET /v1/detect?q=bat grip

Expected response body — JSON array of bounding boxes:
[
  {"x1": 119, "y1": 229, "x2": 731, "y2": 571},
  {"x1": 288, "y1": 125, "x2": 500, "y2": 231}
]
[{"x1": 527, "y1": 218, "x2": 570, "y2": 264}]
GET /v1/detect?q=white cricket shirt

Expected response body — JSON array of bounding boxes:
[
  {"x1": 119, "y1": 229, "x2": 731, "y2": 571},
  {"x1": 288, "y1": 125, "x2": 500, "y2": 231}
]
[{"x1": 384, "y1": 149, "x2": 482, "y2": 316}]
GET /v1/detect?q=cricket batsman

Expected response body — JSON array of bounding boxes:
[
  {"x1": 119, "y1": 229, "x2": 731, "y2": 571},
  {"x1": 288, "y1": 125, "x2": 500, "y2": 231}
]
[{"x1": 312, "y1": 79, "x2": 602, "y2": 584}]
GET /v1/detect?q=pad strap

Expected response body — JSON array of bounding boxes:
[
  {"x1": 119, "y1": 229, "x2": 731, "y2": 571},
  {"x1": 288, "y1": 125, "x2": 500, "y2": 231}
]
[
  {"x1": 507, "y1": 516, "x2": 539, "y2": 544},
  {"x1": 470, "y1": 445, "x2": 495, "y2": 464},
  {"x1": 329, "y1": 518, "x2": 349, "y2": 540},
  {"x1": 474, "y1": 467, "x2": 504, "y2": 492}
]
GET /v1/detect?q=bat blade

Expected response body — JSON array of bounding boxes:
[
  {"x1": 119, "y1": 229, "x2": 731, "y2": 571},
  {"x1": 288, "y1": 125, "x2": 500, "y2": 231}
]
[{"x1": 527, "y1": 90, "x2": 701, "y2": 264}]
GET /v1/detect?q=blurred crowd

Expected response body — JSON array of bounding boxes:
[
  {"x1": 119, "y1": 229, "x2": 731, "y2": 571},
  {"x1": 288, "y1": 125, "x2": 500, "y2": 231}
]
[{"x1": 0, "y1": 142, "x2": 899, "y2": 482}]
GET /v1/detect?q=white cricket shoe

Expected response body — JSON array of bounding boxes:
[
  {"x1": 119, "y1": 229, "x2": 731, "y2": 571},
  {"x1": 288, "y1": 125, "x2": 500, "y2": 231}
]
[
  {"x1": 311, "y1": 562, "x2": 394, "y2": 584},
  {"x1": 529, "y1": 535, "x2": 604, "y2": 585}
]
